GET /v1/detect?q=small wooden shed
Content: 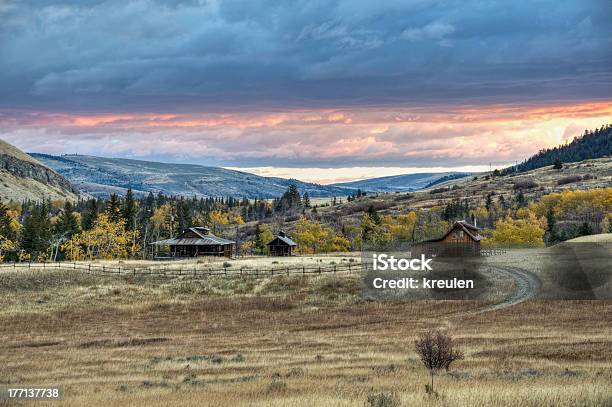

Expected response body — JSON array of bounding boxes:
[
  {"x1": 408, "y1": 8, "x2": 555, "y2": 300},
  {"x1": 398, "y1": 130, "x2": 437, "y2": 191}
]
[
  {"x1": 267, "y1": 231, "x2": 297, "y2": 256},
  {"x1": 411, "y1": 220, "x2": 483, "y2": 257},
  {"x1": 151, "y1": 227, "x2": 235, "y2": 258}
]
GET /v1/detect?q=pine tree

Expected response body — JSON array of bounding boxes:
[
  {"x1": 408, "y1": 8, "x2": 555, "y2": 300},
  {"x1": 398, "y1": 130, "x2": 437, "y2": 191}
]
[
  {"x1": 303, "y1": 192, "x2": 311, "y2": 208},
  {"x1": 515, "y1": 191, "x2": 526, "y2": 208},
  {"x1": 578, "y1": 221, "x2": 592, "y2": 236},
  {"x1": 81, "y1": 199, "x2": 99, "y2": 230},
  {"x1": 545, "y1": 208, "x2": 557, "y2": 244},
  {"x1": 106, "y1": 193, "x2": 122, "y2": 223},
  {"x1": 20, "y1": 203, "x2": 52, "y2": 258},
  {"x1": 56, "y1": 201, "x2": 80, "y2": 239},
  {"x1": 367, "y1": 205, "x2": 381, "y2": 224},
  {"x1": 122, "y1": 188, "x2": 137, "y2": 231}
]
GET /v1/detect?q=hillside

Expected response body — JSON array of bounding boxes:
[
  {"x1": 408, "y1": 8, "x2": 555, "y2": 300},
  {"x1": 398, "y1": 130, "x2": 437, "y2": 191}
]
[
  {"x1": 332, "y1": 172, "x2": 469, "y2": 193},
  {"x1": 31, "y1": 154, "x2": 358, "y2": 199},
  {"x1": 31, "y1": 153, "x2": 458, "y2": 198},
  {"x1": 0, "y1": 140, "x2": 77, "y2": 202},
  {"x1": 315, "y1": 157, "x2": 612, "y2": 223},
  {"x1": 508, "y1": 124, "x2": 611, "y2": 173}
]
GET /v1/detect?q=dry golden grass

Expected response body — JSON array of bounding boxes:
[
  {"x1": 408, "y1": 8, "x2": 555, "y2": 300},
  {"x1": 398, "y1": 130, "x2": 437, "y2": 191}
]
[{"x1": 1, "y1": 254, "x2": 611, "y2": 406}]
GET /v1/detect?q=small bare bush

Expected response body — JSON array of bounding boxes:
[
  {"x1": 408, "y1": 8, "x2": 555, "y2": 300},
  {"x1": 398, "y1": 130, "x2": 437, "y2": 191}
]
[
  {"x1": 513, "y1": 179, "x2": 538, "y2": 190},
  {"x1": 415, "y1": 330, "x2": 464, "y2": 393}
]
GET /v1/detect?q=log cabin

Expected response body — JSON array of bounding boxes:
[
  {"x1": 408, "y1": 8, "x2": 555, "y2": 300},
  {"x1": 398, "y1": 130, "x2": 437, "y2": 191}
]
[
  {"x1": 151, "y1": 227, "x2": 235, "y2": 258},
  {"x1": 411, "y1": 220, "x2": 483, "y2": 257},
  {"x1": 267, "y1": 231, "x2": 298, "y2": 256}
]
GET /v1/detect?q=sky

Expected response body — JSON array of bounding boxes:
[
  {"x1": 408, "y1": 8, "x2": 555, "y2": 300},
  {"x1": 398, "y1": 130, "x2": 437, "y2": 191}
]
[{"x1": 0, "y1": 0, "x2": 611, "y2": 183}]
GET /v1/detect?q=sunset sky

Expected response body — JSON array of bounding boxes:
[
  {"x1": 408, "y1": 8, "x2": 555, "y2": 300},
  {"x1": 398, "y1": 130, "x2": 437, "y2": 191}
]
[{"x1": 1, "y1": 0, "x2": 611, "y2": 183}]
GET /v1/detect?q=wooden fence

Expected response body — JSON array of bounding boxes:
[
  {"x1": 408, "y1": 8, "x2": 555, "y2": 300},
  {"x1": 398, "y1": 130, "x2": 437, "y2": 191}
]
[{"x1": 0, "y1": 261, "x2": 366, "y2": 279}]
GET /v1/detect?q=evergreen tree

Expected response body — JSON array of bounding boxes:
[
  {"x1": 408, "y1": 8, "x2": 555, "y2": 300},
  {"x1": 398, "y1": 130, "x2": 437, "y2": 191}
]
[
  {"x1": 55, "y1": 201, "x2": 80, "y2": 239},
  {"x1": 106, "y1": 193, "x2": 122, "y2": 223},
  {"x1": 367, "y1": 205, "x2": 381, "y2": 224},
  {"x1": 545, "y1": 208, "x2": 557, "y2": 244},
  {"x1": 578, "y1": 221, "x2": 592, "y2": 236},
  {"x1": 275, "y1": 184, "x2": 302, "y2": 212},
  {"x1": 515, "y1": 191, "x2": 526, "y2": 208},
  {"x1": 122, "y1": 188, "x2": 137, "y2": 230},
  {"x1": 553, "y1": 158, "x2": 563, "y2": 170},
  {"x1": 485, "y1": 194, "x2": 493, "y2": 211},
  {"x1": 175, "y1": 198, "x2": 191, "y2": 232},
  {"x1": 81, "y1": 199, "x2": 99, "y2": 230},
  {"x1": 303, "y1": 192, "x2": 311, "y2": 208},
  {"x1": 20, "y1": 203, "x2": 52, "y2": 258}
]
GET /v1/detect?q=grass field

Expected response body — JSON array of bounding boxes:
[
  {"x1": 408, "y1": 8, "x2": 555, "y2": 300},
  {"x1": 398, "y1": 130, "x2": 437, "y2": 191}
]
[{"x1": 1, "y1": 251, "x2": 611, "y2": 406}]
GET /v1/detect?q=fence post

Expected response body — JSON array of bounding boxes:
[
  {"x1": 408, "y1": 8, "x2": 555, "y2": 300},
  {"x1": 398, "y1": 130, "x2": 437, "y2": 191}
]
[
  {"x1": 334, "y1": 265, "x2": 336, "y2": 273},
  {"x1": 302, "y1": 266, "x2": 305, "y2": 275},
  {"x1": 88, "y1": 264, "x2": 91, "y2": 274}
]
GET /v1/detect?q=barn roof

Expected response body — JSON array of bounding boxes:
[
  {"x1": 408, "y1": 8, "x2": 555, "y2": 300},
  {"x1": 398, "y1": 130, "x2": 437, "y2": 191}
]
[
  {"x1": 268, "y1": 234, "x2": 297, "y2": 246},
  {"x1": 151, "y1": 227, "x2": 235, "y2": 246},
  {"x1": 417, "y1": 220, "x2": 483, "y2": 244}
]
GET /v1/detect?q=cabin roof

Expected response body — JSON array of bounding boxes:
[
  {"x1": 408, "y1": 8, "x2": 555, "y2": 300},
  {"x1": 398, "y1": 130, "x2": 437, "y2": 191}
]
[
  {"x1": 417, "y1": 220, "x2": 483, "y2": 244},
  {"x1": 151, "y1": 227, "x2": 235, "y2": 246},
  {"x1": 268, "y1": 234, "x2": 297, "y2": 247}
]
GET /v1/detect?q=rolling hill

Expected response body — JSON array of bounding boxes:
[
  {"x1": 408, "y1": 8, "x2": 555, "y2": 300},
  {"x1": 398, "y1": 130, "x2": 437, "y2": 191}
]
[
  {"x1": 31, "y1": 153, "x2": 459, "y2": 198},
  {"x1": 31, "y1": 154, "x2": 358, "y2": 199},
  {"x1": 333, "y1": 172, "x2": 470, "y2": 193},
  {"x1": 0, "y1": 140, "x2": 77, "y2": 202},
  {"x1": 507, "y1": 124, "x2": 611, "y2": 174}
]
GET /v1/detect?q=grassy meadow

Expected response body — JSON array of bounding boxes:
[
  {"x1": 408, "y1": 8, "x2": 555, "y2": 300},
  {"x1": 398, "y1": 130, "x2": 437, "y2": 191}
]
[{"x1": 1, "y1": 251, "x2": 611, "y2": 406}]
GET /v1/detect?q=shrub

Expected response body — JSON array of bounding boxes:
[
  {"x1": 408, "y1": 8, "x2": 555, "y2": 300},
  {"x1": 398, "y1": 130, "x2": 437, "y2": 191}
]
[
  {"x1": 266, "y1": 378, "x2": 287, "y2": 394},
  {"x1": 582, "y1": 173, "x2": 594, "y2": 180},
  {"x1": 557, "y1": 175, "x2": 582, "y2": 185},
  {"x1": 513, "y1": 179, "x2": 538, "y2": 190},
  {"x1": 430, "y1": 187, "x2": 449, "y2": 194},
  {"x1": 366, "y1": 392, "x2": 400, "y2": 407},
  {"x1": 415, "y1": 330, "x2": 464, "y2": 393}
]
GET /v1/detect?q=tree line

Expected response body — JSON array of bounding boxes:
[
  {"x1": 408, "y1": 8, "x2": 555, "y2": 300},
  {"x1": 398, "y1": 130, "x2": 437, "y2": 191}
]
[{"x1": 501, "y1": 124, "x2": 611, "y2": 175}]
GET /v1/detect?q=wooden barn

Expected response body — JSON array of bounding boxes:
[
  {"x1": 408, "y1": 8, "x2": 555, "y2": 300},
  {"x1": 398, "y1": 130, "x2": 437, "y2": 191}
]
[
  {"x1": 151, "y1": 227, "x2": 235, "y2": 258},
  {"x1": 411, "y1": 220, "x2": 483, "y2": 257},
  {"x1": 267, "y1": 231, "x2": 298, "y2": 256}
]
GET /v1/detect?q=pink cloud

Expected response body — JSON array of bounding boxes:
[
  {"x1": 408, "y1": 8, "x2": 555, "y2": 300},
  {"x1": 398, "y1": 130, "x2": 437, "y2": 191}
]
[{"x1": 0, "y1": 101, "x2": 610, "y2": 168}]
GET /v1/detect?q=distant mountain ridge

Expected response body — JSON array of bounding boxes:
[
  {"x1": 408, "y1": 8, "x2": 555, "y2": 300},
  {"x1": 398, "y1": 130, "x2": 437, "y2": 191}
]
[
  {"x1": 31, "y1": 153, "x2": 458, "y2": 198},
  {"x1": 31, "y1": 153, "x2": 356, "y2": 198},
  {"x1": 333, "y1": 172, "x2": 470, "y2": 193}
]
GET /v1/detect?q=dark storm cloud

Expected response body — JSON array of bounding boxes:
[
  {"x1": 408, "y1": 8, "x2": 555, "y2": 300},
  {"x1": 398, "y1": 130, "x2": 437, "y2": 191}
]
[{"x1": 1, "y1": 0, "x2": 611, "y2": 112}]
